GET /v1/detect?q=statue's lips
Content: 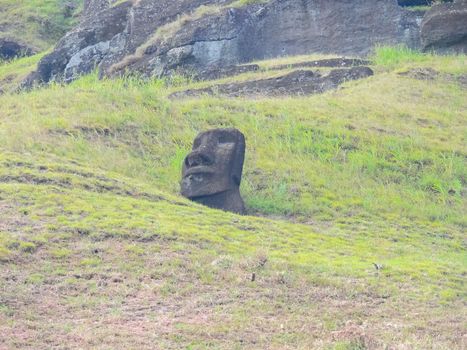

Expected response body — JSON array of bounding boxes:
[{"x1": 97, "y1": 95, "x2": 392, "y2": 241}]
[{"x1": 183, "y1": 166, "x2": 215, "y2": 178}]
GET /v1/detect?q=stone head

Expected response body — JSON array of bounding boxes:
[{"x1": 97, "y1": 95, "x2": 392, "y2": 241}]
[{"x1": 181, "y1": 128, "x2": 245, "y2": 199}]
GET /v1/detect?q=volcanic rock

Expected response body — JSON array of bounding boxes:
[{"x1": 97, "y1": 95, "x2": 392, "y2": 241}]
[
  {"x1": 170, "y1": 67, "x2": 374, "y2": 99},
  {"x1": 24, "y1": 0, "x2": 421, "y2": 86},
  {"x1": 421, "y1": 0, "x2": 467, "y2": 53},
  {"x1": 195, "y1": 64, "x2": 260, "y2": 81}
]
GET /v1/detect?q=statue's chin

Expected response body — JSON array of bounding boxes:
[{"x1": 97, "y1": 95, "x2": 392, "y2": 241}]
[
  {"x1": 181, "y1": 185, "x2": 230, "y2": 199},
  {"x1": 181, "y1": 181, "x2": 216, "y2": 199},
  {"x1": 188, "y1": 192, "x2": 219, "y2": 199}
]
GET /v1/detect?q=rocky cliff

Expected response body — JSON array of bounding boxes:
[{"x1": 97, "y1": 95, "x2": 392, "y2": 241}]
[{"x1": 25, "y1": 0, "x2": 425, "y2": 85}]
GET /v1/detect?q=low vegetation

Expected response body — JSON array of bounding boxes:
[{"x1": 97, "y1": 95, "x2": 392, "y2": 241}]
[
  {"x1": 0, "y1": 0, "x2": 82, "y2": 51},
  {"x1": 0, "y1": 47, "x2": 465, "y2": 349},
  {"x1": 0, "y1": 53, "x2": 44, "y2": 92}
]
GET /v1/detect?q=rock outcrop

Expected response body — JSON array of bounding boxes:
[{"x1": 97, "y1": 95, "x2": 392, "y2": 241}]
[
  {"x1": 421, "y1": 0, "x2": 467, "y2": 53},
  {"x1": 170, "y1": 66, "x2": 374, "y2": 99},
  {"x1": 24, "y1": 0, "x2": 422, "y2": 86},
  {"x1": 0, "y1": 39, "x2": 35, "y2": 60},
  {"x1": 22, "y1": 0, "x2": 131, "y2": 86}
]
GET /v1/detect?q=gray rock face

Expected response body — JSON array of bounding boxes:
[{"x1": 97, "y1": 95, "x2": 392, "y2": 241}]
[
  {"x1": 235, "y1": 0, "x2": 421, "y2": 60},
  {"x1": 25, "y1": 0, "x2": 423, "y2": 85},
  {"x1": 22, "y1": 0, "x2": 131, "y2": 86},
  {"x1": 421, "y1": 0, "x2": 467, "y2": 53},
  {"x1": 64, "y1": 41, "x2": 111, "y2": 82}
]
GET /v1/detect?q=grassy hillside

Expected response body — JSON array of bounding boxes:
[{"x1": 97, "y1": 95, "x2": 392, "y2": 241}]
[
  {"x1": 0, "y1": 0, "x2": 82, "y2": 51},
  {"x1": 0, "y1": 47, "x2": 466, "y2": 349},
  {"x1": 0, "y1": 53, "x2": 44, "y2": 93}
]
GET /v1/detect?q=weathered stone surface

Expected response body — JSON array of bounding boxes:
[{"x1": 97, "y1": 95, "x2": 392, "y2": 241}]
[
  {"x1": 25, "y1": 0, "x2": 421, "y2": 85},
  {"x1": 421, "y1": 0, "x2": 467, "y2": 53},
  {"x1": 170, "y1": 67, "x2": 374, "y2": 99},
  {"x1": 181, "y1": 128, "x2": 246, "y2": 214},
  {"x1": 22, "y1": 0, "x2": 131, "y2": 86},
  {"x1": 0, "y1": 39, "x2": 35, "y2": 60},
  {"x1": 195, "y1": 64, "x2": 260, "y2": 81},
  {"x1": 234, "y1": 0, "x2": 421, "y2": 59},
  {"x1": 104, "y1": 0, "x2": 421, "y2": 79}
]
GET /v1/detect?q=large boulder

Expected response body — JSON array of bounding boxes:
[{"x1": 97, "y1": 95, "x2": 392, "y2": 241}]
[
  {"x1": 24, "y1": 0, "x2": 423, "y2": 85},
  {"x1": 421, "y1": 0, "x2": 467, "y2": 53}
]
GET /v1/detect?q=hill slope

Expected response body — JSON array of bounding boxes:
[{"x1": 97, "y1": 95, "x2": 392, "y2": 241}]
[
  {"x1": 0, "y1": 0, "x2": 82, "y2": 51},
  {"x1": 0, "y1": 48, "x2": 466, "y2": 349},
  {"x1": 0, "y1": 0, "x2": 81, "y2": 83}
]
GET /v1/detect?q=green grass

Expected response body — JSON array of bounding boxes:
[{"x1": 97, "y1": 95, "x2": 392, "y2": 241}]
[
  {"x1": 372, "y1": 45, "x2": 466, "y2": 73},
  {"x1": 0, "y1": 0, "x2": 82, "y2": 51},
  {"x1": 0, "y1": 53, "x2": 45, "y2": 93},
  {"x1": 0, "y1": 46, "x2": 466, "y2": 348}
]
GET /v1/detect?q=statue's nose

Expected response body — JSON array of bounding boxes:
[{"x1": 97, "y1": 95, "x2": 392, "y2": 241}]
[{"x1": 185, "y1": 150, "x2": 214, "y2": 168}]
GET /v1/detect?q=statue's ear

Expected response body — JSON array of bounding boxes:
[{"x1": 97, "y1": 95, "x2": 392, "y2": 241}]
[{"x1": 232, "y1": 131, "x2": 245, "y2": 185}]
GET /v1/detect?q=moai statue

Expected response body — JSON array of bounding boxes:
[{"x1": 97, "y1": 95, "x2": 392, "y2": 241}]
[{"x1": 181, "y1": 128, "x2": 246, "y2": 214}]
